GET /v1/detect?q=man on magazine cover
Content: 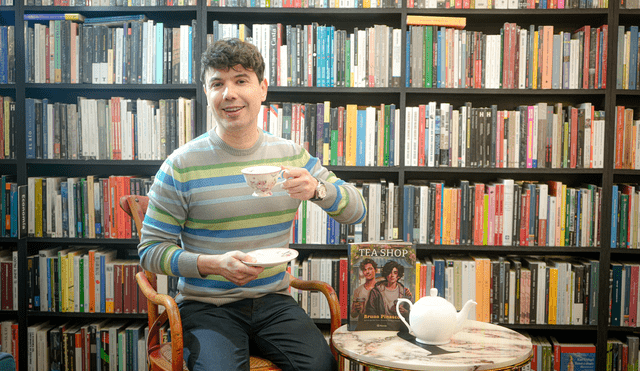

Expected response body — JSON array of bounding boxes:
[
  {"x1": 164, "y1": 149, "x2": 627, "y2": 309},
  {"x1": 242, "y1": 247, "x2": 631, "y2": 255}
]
[
  {"x1": 365, "y1": 260, "x2": 413, "y2": 317},
  {"x1": 138, "y1": 38, "x2": 367, "y2": 371},
  {"x1": 350, "y1": 258, "x2": 378, "y2": 319}
]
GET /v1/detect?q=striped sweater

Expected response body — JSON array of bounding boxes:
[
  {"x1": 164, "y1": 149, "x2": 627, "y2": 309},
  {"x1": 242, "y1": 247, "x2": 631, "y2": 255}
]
[{"x1": 138, "y1": 128, "x2": 367, "y2": 306}]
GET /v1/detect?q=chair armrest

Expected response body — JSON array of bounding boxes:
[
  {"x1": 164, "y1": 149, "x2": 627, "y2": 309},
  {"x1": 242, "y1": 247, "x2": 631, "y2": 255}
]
[
  {"x1": 289, "y1": 275, "x2": 341, "y2": 360},
  {"x1": 136, "y1": 271, "x2": 184, "y2": 371}
]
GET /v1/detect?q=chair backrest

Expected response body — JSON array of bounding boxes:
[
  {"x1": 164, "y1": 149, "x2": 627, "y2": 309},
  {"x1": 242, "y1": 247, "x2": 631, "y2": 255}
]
[{"x1": 121, "y1": 195, "x2": 185, "y2": 371}]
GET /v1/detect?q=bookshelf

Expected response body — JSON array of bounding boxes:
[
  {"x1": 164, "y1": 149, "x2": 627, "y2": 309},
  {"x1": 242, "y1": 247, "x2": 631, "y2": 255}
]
[{"x1": 0, "y1": 1, "x2": 637, "y2": 371}]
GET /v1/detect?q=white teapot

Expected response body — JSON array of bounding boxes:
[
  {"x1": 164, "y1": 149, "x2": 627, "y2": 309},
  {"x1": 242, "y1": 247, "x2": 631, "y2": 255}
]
[{"x1": 396, "y1": 287, "x2": 477, "y2": 345}]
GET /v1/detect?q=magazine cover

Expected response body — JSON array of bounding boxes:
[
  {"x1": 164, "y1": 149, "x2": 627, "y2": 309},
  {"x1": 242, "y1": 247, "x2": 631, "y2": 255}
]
[{"x1": 348, "y1": 241, "x2": 416, "y2": 331}]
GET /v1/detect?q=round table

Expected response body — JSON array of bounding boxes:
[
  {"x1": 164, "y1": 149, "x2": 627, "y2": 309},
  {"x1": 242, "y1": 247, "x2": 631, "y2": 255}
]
[{"x1": 332, "y1": 320, "x2": 533, "y2": 371}]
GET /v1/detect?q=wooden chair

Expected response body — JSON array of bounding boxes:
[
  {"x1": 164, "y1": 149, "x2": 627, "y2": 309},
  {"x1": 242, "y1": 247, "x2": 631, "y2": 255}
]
[{"x1": 120, "y1": 195, "x2": 342, "y2": 371}]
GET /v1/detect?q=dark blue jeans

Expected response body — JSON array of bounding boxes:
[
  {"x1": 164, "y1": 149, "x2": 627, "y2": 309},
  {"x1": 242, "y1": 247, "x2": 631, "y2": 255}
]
[{"x1": 179, "y1": 294, "x2": 337, "y2": 371}]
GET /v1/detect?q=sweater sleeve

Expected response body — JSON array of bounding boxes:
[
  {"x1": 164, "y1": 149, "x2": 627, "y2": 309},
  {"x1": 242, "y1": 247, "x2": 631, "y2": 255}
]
[
  {"x1": 137, "y1": 158, "x2": 202, "y2": 278},
  {"x1": 307, "y1": 155, "x2": 367, "y2": 225}
]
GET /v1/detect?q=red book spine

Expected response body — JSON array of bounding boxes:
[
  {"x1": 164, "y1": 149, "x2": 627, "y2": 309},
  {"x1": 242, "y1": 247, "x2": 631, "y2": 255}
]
[
  {"x1": 600, "y1": 25, "x2": 608, "y2": 89},
  {"x1": 337, "y1": 106, "x2": 344, "y2": 165},
  {"x1": 594, "y1": 27, "x2": 601, "y2": 89},
  {"x1": 339, "y1": 258, "x2": 348, "y2": 320},
  {"x1": 123, "y1": 263, "x2": 131, "y2": 314},
  {"x1": 570, "y1": 107, "x2": 578, "y2": 168},
  {"x1": 418, "y1": 105, "x2": 426, "y2": 166},
  {"x1": 629, "y1": 265, "x2": 639, "y2": 327},
  {"x1": 114, "y1": 263, "x2": 123, "y2": 314},
  {"x1": 137, "y1": 265, "x2": 148, "y2": 314},
  {"x1": 435, "y1": 184, "x2": 442, "y2": 245}
]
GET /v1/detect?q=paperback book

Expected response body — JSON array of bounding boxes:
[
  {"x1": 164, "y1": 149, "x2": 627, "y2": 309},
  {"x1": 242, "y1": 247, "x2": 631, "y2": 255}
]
[{"x1": 348, "y1": 241, "x2": 415, "y2": 331}]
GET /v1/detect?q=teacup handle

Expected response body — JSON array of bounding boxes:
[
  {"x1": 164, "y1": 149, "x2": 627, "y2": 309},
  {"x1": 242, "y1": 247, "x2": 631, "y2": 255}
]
[
  {"x1": 275, "y1": 169, "x2": 290, "y2": 186},
  {"x1": 396, "y1": 298, "x2": 413, "y2": 334}
]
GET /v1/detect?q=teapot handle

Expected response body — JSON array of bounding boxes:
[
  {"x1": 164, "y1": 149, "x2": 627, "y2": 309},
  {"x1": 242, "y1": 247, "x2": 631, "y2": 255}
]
[{"x1": 396, "y1": 298, "x2": 413, "y2": 334}]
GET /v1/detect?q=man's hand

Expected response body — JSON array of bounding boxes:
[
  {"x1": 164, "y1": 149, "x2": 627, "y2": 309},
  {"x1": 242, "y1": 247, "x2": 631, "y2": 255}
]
[
  {"x1": 197, "y1": 251, "x2": 264, "y2": 286},
  {"x1": 279, "y1": 166, "x2": 318, "y2": 200}
]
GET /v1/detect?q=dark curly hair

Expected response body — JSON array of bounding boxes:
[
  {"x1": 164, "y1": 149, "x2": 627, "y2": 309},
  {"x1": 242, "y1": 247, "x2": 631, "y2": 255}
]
[
  {"x1": 359, "y1": 258, "x2": 377, "y2": 271},
  {"x1": 200, "y1": 38, "x2": 265, "y2": 85},
  {"x1": 381, "y1": 260, "x2": 404, "y2": 280}
]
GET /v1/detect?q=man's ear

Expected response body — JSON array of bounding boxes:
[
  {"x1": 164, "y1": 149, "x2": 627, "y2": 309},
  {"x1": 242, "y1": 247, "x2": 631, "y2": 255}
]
[{"x1": 261, "y1": 78, "x2": 268, "y2": 102}]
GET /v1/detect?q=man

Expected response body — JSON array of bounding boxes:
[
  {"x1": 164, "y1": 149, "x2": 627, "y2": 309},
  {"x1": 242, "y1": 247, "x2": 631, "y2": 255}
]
[
  {"x1": 138, "y1": 38, "x2": 367, "y2": 371},
  {"x1": 350, "y1": 258, "x2": 378, "y2": 319},
  {"x1": 365, "y1": 260, "x2": 412, "y2": 317}
]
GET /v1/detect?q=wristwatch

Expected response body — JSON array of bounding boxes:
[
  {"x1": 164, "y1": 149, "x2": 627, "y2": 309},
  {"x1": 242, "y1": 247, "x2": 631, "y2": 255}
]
[{"x1": 310, "y1": 178, "x2": 327, "y2": 201}]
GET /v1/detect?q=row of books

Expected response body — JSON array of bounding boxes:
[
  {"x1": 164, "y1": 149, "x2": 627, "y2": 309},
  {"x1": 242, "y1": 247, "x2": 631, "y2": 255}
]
[
  {"x1": 0, "y1": 250, "x2": 17, "y2": 310},
  {"x1": 605, "y1": 336, "x2": 640, "y2": 371},
  {"x1": 420, "y1": 255, "x2": 600, "y2": 326},
  {"x1": 622, "y1": 0, "x2": 640, "y2": 8},
  {"x1": 252, "y1": 102, "x2": 400, "y2": 167},
  {"x1": 24, "y1": 17, "x2": 197, "y2": 85},
  {"x1": 27, "y1": 176, "x2": 153, "y2": 239},
  {"x1": 216, "y1": 22, "x2": 402, "y2": 88},
  {"x1": 0, "y1": 96, "x2": 16, "y2": 159},
  {"x1": 611, "y1": 184, "x2": 640, "y2": 249},
  {"x1": 207, "y1": 0, "x2": 400, "y2": 7},
  {"x1": 289, "y1": 200, "x2": 350, "y2": 245},
  {"x1": 615, "y1": 106, "x2": 640, "y2": 170},
  {"x1": 408, "y1": 0, "x2": 606, "y2": 8},
  {"x1": 523, "y1": 333, "x2": 597, "y2": 371},
  {"x1": 25, "y1": 96, "x2": 196, "y2": 161},
  {"x1": 616, "y1": 26, "x2": 640, "y2": 90},
  {"x1": 404, "y1": 102, "x2": 605, "y2": 169},
  {"x1": 0, "y1": 26, "x2": 15, "y2": 84},
  {"x1": 402, "y1": 180, "x2": 602, "y2": 248},
  {"x1": 610, "y1": 261, "x2": 640, "y2": 328},
  {"x1": 407, "y1": 23, "x2": 608, "y2": 90},
  {"x1": 28, "y1": 246, "x2": 148, "y2": 314},
  {"x1": 23, "y1": 319, "x2": 148, "y2": 371},
  {"x1": 24, "y1": 0, "x2": 195, "y2": 7}
]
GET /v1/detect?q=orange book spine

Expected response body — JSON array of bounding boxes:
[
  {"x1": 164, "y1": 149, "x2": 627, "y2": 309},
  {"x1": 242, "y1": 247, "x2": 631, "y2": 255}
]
[{"x1": 474, "y1": 258, "x2": 484, "y2": 321}]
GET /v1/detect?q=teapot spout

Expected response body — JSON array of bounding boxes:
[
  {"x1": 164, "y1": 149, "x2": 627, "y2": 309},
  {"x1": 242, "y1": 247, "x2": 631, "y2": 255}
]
[{"x1": 455, "y1": 299, "x2": 477, "y2": 332}]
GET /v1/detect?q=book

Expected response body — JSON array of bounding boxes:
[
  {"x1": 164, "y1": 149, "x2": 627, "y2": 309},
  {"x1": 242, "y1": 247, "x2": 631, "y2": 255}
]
[
  {"x1": 24, "y1": 14, "x2": 86, "y2": 22},
  {"x1": 83, "y1": 14, "x2": 148, "y2": 25},
  {"x1": 406, "y1": 15, "x2": 466, "y2": 29},
  {"x1": 550, "y1": 337, "x2": 596, "y2": 371},
  {"x1": 347, "y1": 240, "x2": 416, "y2": 331}
]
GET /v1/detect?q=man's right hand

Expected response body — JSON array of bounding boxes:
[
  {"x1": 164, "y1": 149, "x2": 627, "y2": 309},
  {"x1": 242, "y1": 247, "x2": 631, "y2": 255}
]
[{"x1": 197, "y1": 251, "x2": 264, "y2": 286}]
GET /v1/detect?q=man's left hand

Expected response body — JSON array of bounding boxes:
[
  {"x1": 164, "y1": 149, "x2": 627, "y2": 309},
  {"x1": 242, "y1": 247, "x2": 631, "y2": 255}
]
[{"x1": 279, "y1": 166, "x2": 318, "y2": 200}]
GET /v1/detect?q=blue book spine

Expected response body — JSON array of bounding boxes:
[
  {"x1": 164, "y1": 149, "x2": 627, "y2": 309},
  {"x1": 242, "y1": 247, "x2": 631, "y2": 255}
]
[
  {"x1": 10, "y1": 185, "x2": 17, "y2": 238},
  {"x1": 437, "y1": 29, "x2": 444, "y2": 88},
  {"x1": 156, "y1": 23, "x2": 164, "y2": 84},
  {"x1": 42, "y1": 99, "x2": 48, "y2": 159},
  {"x1": 330, "y1": 26, "x2": 335, "y2": 87},
  {"x1": 611, "y1": 185, "x2": 618, "y2": 248},
  {"x1": 599, "y1": 30, "x2": 605, "y2": 89},
  {"x1": 403, "y1": 185, "x2": 414, "y2": 242},
  {"x1": 26, "y1": 99, "x2": 36, "y2": 159},
  {"x1": 47, "y1": 258, "x2": 52, "y2": 310},
  {"x1": 406, "y1": 30, "x2": 411, "y2": 87},
  {"x1": 356, "y1": 110, "x2": 366, "y2": 167},
  {"x1": 0, "y1": 26, "x2": 7, "y2": 84},
  {"x1": 61, "y1": 182, "x2": 68, "y2": 237},
  {"x1": 433, "y1": 258, "x2": 445, "y2": 298},
  {"x1": 434, "y1": 109, "x2": 441, "y2": 165},
  {"x1": 629, "y1": 26, "x2": 638, "y2": 90},
  {"x1": 610, "y1": 263, "x2": 622, "y2": 326}
]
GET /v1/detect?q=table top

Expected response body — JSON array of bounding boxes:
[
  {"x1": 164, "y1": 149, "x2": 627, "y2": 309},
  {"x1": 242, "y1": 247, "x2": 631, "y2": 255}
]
[{"x1": 332, "y1": 320, "x2": 533, "y2": 371}]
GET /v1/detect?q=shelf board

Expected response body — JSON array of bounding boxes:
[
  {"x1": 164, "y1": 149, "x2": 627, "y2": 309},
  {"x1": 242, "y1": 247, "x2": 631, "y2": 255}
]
[
  {"x1": 28, "y1": 311, "x2": 148, "y2": 319},
  {"x1": 26, "y1": 159, "x2": 164, "y2": 166},
  {"x1": 24, "y1": 5, "x2": 198, "y2": 12},
  {"x1": 25, "y1": 83, "x2": 197, "y2": 90},
  {"x1": 406, "y1": 88, "x2": 606, "y2": 95}
]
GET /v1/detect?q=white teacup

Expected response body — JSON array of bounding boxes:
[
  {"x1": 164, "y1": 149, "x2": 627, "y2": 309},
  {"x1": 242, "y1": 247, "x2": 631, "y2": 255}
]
[{"x1": 241, "y1": 166, "x2": 288, "y2": 197}]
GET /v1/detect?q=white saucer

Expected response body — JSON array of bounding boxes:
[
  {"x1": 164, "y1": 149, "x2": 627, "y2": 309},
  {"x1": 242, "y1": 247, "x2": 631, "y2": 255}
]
[{"x1": 245, "y1": 248, "x2": 299, "y2": 268}]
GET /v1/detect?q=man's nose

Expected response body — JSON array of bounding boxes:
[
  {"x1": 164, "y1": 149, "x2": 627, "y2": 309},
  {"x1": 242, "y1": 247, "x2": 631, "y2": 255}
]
[{"x1": 222, "y1": 85, "x2": 237, "y2": 99}]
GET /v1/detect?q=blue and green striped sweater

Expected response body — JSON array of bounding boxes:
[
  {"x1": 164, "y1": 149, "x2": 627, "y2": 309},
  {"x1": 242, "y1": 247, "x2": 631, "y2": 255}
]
[{"x1": 139, "y1": 128, "x2": 367, "y2": 305}]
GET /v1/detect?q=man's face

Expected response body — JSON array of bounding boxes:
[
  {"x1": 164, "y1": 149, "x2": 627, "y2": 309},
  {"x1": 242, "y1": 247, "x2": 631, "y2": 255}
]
[
  {"x1": 362, "y1": 263, "x2": 376, "y2": 281},
  {"x1": 203, "y1": 64, "x2": 267, "y2": 134},
  {"x1": 387, "y1": 268, "x2": 399, "y2": 284}
]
